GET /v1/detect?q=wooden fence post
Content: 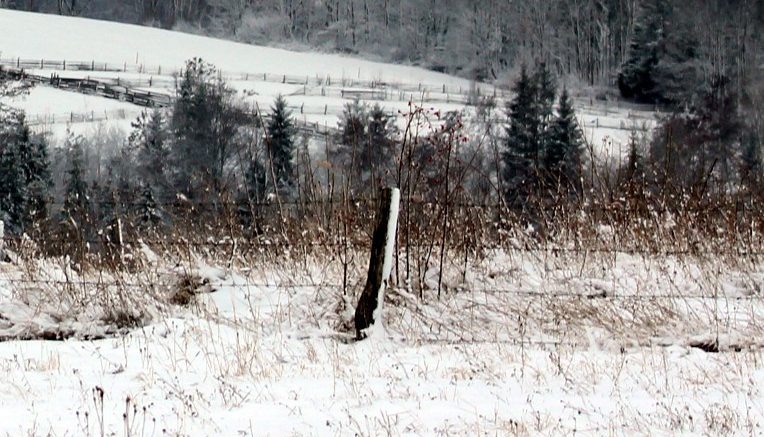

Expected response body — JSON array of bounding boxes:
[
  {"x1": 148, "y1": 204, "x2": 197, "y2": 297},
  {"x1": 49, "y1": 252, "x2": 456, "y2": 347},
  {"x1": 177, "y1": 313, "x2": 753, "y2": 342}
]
[
  {"x1": 0, "y1": 220, "x2": 4, "y2": 261},
  {"x1": 354, "y1": 187, "x2": 401, "y2": 340}
]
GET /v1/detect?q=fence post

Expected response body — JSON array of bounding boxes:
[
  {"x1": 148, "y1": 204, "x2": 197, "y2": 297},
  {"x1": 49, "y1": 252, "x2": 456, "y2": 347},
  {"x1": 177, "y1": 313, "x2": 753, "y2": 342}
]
[
  {"x1": 354, "y1": 187, "x2": 401, "y2": 340},
  {"x1": 91, "y1": 60, "x2": 95, "y2": 70},
  {"x1": 0, "y1": 220, "x2": 4, "y2": 261}
]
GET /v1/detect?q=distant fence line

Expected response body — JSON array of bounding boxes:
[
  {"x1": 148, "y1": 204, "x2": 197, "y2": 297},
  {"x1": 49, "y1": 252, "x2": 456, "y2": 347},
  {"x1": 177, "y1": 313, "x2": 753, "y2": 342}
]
[
  {"x1": 0, "y1": 57, "x2": 502, "y2": 98},
  {"x1": 2, "y1": 57, "x2": 661, "y2": 137},
  {"x1": 0, "y1": 57, "x2": 664, "y2": 115}
]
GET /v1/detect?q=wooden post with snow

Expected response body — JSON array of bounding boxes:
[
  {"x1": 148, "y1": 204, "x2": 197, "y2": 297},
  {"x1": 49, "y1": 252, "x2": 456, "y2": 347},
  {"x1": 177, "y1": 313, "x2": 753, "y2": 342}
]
[{"x1": 354, "y1": 187, "x2": 400, "y2": 340}]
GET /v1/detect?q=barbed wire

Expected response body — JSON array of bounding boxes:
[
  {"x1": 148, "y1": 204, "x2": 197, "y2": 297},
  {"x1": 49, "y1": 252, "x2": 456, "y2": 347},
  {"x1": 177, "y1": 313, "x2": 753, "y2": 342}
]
[{"x1": 0, "y1": 276, "x2": 759, "y2": 301}]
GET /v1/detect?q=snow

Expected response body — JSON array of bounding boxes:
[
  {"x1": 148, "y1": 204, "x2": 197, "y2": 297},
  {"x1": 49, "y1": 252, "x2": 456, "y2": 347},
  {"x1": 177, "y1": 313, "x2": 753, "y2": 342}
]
[
  {"x1": 1, "y1": 248, "x2": 763, "y2": 435},
  {"x1": 0, "y1": 9, "x2": 472, "y2": 89}
]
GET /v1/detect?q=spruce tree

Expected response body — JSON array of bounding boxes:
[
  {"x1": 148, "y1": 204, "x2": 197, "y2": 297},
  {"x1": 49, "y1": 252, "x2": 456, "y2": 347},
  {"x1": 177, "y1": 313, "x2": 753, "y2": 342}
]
[
  {"x1": 336, "y1": 100, "x2": 367, "y2": 188},
  {"x1": 131, "y1": 109, "x2": 168, "y2": 188},
  {"x1": 0, "y1": 131, "x2": 24, "y2": 232},
  {"x1": 545, "y1": 87, "x2": 584, "y2": 195},
  {"x1": 60, "y1": 133, "x2": 92, "y2": 240},
  {"x1": 138, "y1": 184, "x2": 163, "y2": 229},
  {"x1": 171, "y1": 58, "x2": 245, "y2": 197},
  {"x1": 267, "y1": 95, "x2": 296, "y2": 192},
  {"x1": 502, "y1": 66, "x2": 541, "y2": 209},
  {"x1": 617, "y1": 0, "x2": 698, "y2": 105},
  {"x1": 0, "y1": 108, "x2": 51, "y2": 234},
  {"x1": 245, "y1": 157, "x2": 268, "y2": 203},
  {"x1": 363, "y1": 104, "x2": 396, "y2": 190}
]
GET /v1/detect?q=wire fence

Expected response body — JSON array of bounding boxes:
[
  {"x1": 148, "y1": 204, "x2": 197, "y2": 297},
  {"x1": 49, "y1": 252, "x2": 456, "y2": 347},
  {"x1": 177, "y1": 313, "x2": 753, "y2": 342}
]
[{"x1": 0, "y1": 275, "x2": 758, "y2": 302}]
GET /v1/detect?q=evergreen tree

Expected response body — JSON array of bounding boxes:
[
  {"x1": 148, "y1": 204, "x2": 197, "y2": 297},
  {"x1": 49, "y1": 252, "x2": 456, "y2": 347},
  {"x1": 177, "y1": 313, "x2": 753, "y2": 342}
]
[
  {"x1": 138, "y1": 184, "x2": 163, "y2": 230},
  {"x1": 266, "y1": 95, "x2": 296, "y2": 192},
  {"x1": 617, "y1": 0, "x2": 700, "y2": 105},
  {"x1": 622, "y1": 131, "x2": 646, "y2": 190},
  {"x1": 335, "y1": 99, "x2": 367, "y2": 189},
  {"x1": 534, "y1": 62, "x2": 557, "y2": 128},
  {"x1": 502, "y1": 66, "x2": 541, "y2": 209},
  {"x1": 0, "y1": 108, "x2": 51, "y2": 234},
  {"x1": 171, "y1": 58, "x2": 246, "y2": 197},
  {"x1": 59, "y1": 133, "x2": 93, "y2": 252},
  {"x1": 245, "y1": 157, "x2": 268, "y2": 203},
  {"x1": 0, "y1": 130, "x2": 24, "y2": 232},
  {"x1": 617, "y1": 0, "x2": 671, "y2": 102},
  {"x1": 61, "y1": 135, "x2": 90, "y2": 222},
  {"x1": 131, "y1": 108, "x2": 169, "y2": 190},
  {"x1": 363, "y1": 104, "x2": 396, "y2": 190},
  {"x1": 545, "y1": 87, "x2": 584, "y2": 194}
]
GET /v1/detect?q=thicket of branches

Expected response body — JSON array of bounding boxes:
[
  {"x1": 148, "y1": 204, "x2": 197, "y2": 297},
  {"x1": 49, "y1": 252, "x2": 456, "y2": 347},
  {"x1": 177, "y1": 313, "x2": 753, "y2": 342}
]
[{"x1": 1, "y1": 52, "x2": 764, "y2": 289}]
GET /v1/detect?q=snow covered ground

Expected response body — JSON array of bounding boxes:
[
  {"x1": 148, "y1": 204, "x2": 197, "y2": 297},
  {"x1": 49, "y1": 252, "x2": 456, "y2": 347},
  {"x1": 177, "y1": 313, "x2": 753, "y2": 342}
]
[{"x1": 1, "y1": 247, "x2": 763, "y2": 436}]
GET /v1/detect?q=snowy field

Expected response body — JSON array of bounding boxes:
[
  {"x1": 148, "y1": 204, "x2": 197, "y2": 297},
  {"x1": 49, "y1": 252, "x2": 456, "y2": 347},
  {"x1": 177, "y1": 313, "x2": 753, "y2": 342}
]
[
  {"x1": 1, "y1": 247, "x2": 763, "y2": 436},
  {"x1": 1, "y1": 9, "x2": 759, "y2": 437}
]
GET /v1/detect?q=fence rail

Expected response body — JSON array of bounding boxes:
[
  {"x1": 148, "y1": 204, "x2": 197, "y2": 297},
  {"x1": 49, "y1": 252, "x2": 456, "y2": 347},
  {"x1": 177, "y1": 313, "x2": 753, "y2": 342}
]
[{"x1": 0, "y1": 57, "x2": 504, "y2": 98}]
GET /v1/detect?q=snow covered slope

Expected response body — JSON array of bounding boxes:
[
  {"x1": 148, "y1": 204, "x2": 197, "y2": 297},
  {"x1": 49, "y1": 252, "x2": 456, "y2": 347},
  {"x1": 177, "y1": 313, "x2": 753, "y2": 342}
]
[{"x1": 0, "y1": 9, "x2": 470, "y2": 89}]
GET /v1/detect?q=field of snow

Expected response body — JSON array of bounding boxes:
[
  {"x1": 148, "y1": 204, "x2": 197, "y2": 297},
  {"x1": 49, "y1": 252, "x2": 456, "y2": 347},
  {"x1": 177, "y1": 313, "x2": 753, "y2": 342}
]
[{"x1": 1, "y1": 245, "x2": 763, "y2": 435}]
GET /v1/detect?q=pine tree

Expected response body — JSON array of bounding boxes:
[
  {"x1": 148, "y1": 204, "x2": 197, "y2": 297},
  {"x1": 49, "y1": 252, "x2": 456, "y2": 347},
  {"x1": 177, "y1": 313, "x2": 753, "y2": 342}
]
[
  {"x1": 267, "y1": 95, "x2": 296, "y2": 192},
  {"x1": 502, "y1": 66, "x2": 541, "y2": 209},
  {"x1": 60, "y1": 133, "x2": 92, "y2": 239},
  {"x1": 22, "y1": 135, "x2": 52, "y2": 228},
  {"x1": 138, "y1": 184, "x2": 163, "y2": 229},
  {"x1": 545, "y1": 87, "x2": 584, "y2": 195},
  {"x1": 0, "y1": 131, "x2": 24, "y2": 232},
  {"x1": 617, "y1": 0, "x2": 699, "y2": 105},
  {"x1": 617, "y1": 0, "x2": 670, "y2": 102},
  {"x1": 363, "y1": 104, "x2": 396, "y2": 190},
  {"x1": 623, "y1": 131, "x2": 646, "y2": 188},
  {"x1": 245, "y1": 157, "x2": 268, "y2": 203},
  {"x1": 171, "y1": 58, "x2": 245, "y2": 197},
  {"x1": 131, "y1": 109, "x2": 168, "y2": 186},
  {"x1": 0, "y1": 108, "x2": 51, "y2": 234},
  {"x1": 336, "y1": 99, "x2": 367, "y2": 188},
  {"x1": 534, "y1": 62, "x2": 556, "y2": 127}
]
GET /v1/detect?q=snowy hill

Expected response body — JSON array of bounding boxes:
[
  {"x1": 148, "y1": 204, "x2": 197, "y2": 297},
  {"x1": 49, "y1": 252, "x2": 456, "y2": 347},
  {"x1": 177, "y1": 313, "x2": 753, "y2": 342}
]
[{"x1": 0, "y1": 10, "x2": 471, "y2": 88}]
